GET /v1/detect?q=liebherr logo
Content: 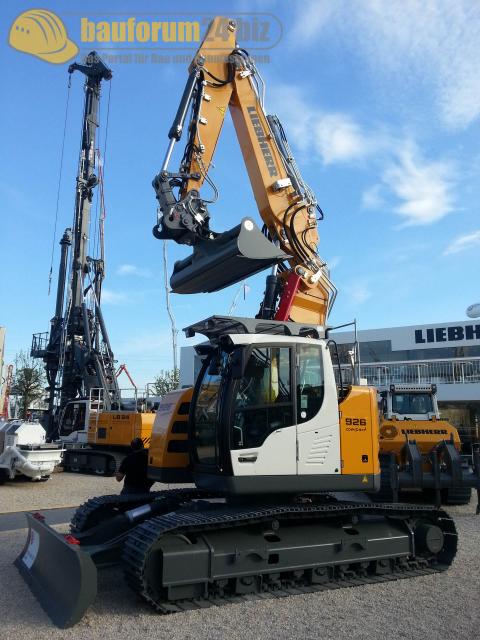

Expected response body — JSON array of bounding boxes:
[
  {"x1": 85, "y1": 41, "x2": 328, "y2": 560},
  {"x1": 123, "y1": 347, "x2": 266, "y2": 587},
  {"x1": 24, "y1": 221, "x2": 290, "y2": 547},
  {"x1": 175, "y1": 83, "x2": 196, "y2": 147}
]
[
  {"x1": 401, "y1": 428, "x2": 448, "y2": 436},
  {"x1": 414, "y1": 324, "x2": 480, "y2": 344},
  {"x1": 247, "y1": 106, "x2": 278, "y2": 177}
]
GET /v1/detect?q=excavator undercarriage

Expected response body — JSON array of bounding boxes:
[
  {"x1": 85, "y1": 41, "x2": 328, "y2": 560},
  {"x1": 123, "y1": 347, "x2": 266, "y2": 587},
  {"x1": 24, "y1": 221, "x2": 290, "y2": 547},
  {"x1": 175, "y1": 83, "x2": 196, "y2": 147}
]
[{"x1": 16, "y1": 489, "x2": 457, "y2": 628}]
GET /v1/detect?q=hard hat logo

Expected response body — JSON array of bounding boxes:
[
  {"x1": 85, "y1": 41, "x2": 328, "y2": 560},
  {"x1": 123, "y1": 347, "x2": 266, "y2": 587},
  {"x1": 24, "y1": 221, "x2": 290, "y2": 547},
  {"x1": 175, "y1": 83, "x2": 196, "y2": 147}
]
[{"x1": 9, "y1": 9, "x2": 78, "y2": 64}]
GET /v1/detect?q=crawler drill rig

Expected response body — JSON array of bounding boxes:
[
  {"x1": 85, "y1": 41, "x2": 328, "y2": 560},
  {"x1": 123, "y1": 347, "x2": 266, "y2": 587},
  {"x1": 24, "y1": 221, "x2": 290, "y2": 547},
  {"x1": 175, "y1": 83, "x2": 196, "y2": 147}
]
[
  {"x1": 16, "y1": 19, "x2": 478, "y2": 628},
  {"x1": 31, "y1": 52, "x2": 119, "y2": 442},
  {"x1": 30, "y1": 53, "x2": 156, "y2": 475}
]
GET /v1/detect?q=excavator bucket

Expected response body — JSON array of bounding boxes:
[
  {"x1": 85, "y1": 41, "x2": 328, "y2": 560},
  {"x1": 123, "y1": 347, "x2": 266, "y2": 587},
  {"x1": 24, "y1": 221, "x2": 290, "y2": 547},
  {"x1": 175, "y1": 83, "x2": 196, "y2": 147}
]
[
  {"x1": 15, "y1": 513, "x2": 98, "y2": 628},
  {"x1": 170, "y1": 217, "x2": 289, "y2": 294}
]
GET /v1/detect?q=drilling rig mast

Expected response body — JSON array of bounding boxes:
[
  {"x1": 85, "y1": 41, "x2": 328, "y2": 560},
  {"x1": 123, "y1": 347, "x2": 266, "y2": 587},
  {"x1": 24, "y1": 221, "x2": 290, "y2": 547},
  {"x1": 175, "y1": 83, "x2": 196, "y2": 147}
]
[{"x1": 32, "y1": 52, "x2": 118, "y2": 440}]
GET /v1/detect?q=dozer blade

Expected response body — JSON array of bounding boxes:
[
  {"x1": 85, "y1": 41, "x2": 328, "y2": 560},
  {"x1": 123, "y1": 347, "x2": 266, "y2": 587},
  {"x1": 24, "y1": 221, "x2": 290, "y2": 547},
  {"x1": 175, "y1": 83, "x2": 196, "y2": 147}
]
[
  {"x1": 170, "y1": 217, "x2": 289, "y2": 294},
  {"x1": 15, "y1": 513, "x2": 98, "y2": 628}
]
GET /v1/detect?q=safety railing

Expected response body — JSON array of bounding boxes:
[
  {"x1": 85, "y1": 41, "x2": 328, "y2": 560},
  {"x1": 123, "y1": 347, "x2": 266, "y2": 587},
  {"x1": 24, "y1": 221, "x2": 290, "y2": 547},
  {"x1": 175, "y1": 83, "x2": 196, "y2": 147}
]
[
  {"x1": 30, "y1": 332, "x2": 49, "y2": 358},
  {"x1": 336, "y1": 358, "x2": 480, "y2": 386},
  {"x1": 88, "y1": 387, "x2": 162, "y2": 414}
]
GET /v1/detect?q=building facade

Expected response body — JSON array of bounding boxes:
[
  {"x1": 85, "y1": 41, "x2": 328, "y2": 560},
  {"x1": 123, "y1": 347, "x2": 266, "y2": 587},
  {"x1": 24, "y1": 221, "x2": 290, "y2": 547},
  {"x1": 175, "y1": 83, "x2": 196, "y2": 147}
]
[{"x1": 333, "y1": 320, "x2": 480, "y2": 446}]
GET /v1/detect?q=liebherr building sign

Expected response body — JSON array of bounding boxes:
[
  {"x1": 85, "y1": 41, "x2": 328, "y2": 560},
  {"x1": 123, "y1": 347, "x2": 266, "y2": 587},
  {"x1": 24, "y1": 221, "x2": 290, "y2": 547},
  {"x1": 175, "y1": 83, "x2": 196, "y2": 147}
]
[
  {"x1": 335, "y1": 321, "x2": 480, "y2": 354},
  {"x1": 414, "y1": 325, "x2": 480, "y2": 345}
]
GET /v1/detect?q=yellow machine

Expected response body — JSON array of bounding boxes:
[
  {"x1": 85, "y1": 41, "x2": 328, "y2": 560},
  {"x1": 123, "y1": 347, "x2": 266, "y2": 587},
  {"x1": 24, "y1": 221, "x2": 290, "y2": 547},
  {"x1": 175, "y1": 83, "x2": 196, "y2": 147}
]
[
  {"x1": 149, "y1": 387, "x2": 192, "y2": 480},
  {"x1": 376, "y1": 384, "x2": 472, "y2": 505},
  {"x1": 88, "y1": 411, "x2": 153, "y2": 448},
  {"x1": 150, "y1": 343, "x2": 381, "y2": 492},
  {"x1": 16, "y1": 18, "x2": 479, "y2": 628},
  {"x1": 61, "y1": 395, "x2": 155, "y2": 475},
  {"x1": 379, "y1": 384, "x2": 460, "y2": 454}
]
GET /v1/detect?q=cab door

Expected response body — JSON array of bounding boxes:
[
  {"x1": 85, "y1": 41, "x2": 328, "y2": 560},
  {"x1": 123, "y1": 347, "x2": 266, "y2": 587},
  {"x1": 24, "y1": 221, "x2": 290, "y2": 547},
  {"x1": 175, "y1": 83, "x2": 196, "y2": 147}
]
[
  {"x1": 296, "y1": 343, "x2": 341, "y2": 476},
  {"x1": 229, "y1": 345, "x2": 297, "y2": 476},
  {"x1": 192, "y1": 358, "x2": 225, "y2": 472}
]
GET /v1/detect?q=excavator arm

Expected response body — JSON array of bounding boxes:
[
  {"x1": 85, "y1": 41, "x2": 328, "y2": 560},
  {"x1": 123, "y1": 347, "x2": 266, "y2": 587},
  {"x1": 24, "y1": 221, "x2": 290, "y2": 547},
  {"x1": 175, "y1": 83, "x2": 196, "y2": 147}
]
[{"x1": 152, "y1": 17, "x2": 336, "y2": 325}]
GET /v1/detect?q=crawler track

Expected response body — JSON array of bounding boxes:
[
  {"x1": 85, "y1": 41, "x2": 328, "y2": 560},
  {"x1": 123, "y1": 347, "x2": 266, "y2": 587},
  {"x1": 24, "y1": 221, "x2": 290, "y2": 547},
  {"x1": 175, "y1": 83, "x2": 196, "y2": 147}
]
[
  {"x1": 71, "y1": 488, "x2": 208, "y2": 533},
  {"x1": 63, "y1": 449, "x2": 126, "y2": 476},
  {"x1": 123, "y1": 501, "x2": 457, "y2": 614}
]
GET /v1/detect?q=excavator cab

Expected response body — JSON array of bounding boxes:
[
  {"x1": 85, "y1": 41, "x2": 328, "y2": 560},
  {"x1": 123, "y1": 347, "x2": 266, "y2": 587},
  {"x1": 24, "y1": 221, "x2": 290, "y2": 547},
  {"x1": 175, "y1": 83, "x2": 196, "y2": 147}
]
[{"x1": 148, "y1": 316, "x2": 381, "y2": 494}]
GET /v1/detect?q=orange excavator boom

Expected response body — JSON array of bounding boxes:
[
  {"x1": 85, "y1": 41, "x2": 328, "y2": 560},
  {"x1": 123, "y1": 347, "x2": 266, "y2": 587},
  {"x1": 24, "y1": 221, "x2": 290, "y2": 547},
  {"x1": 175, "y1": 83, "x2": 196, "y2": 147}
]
[{"x1": 152, "y1": 17, "x2": 336, "y2": 325}]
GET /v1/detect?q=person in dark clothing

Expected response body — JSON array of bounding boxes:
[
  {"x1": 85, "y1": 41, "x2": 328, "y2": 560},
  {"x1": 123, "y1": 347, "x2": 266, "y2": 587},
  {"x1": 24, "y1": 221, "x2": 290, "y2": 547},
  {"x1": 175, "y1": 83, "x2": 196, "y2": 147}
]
[{"x1": 115, "y1": 437, "x2": 154, "y2": 495}]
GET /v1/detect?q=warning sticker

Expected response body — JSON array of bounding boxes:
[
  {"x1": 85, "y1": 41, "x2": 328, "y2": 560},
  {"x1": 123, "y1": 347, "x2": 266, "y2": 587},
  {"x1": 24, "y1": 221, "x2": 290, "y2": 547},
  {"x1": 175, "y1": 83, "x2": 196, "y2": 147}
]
[{"x1": 22, "y1": 529, "x2": 40, "y2": 569}]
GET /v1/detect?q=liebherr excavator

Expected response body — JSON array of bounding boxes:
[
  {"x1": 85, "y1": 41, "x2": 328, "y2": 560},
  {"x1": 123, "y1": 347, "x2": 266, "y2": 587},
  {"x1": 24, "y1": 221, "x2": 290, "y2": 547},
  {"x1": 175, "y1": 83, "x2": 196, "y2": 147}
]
[{"x1": 16, "y1": 18, "x2": 479, "y2": 628}]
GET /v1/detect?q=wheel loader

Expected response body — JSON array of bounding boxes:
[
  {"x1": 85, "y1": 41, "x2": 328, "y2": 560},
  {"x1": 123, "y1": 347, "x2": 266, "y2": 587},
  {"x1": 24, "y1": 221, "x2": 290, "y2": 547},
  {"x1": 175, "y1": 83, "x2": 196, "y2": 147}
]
[
  {"x1": 374, "y1": 383, "x2": 474, "y2": 506},
  {"x1": 16, "y1": 17, "x2": 480, "y2": 628}
]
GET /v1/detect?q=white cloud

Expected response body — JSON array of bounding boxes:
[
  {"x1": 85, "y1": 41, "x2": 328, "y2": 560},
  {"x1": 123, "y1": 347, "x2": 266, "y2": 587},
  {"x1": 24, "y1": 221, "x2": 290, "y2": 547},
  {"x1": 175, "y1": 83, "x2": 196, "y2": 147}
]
[
  {"x1": 327, "y1": 256, "x2": 342, "y2": 270},
  {"x1": 268, "y1": 78, "x2": 457, "y2": 226},
  {"x1": 290, "y1": 0, "x2": 480, "y2": 129},
  {"x1": 313, "y1": 114, "x2": 372, "y2": 165},
  {"x1": 345, "y1": 281, "x2": 372, "y2": 305},
  {"x1": 270, "y1": 81, "x2": 456, "y2": 225},
  {"x1": 361, "y1": 184, "x2": 385, "y2": 210},
  {"x1": 269, "y1": 84, "x2": 380, "y2": 165},
  {"x1": 381, "y1": 142, "x2": 455, "y2": 225},
  {"x1": 289, "y1": 1, "x2": 338, "y2": 43},
  {"x1": 443, "y1": 230, "x2": 480, "y2": 256},
  {"x1": 117, "y1": 263, "x2": 152, "y2": 278},
  {"x1": 101, "y1": 288, "x2": 128, "y2": 305}
]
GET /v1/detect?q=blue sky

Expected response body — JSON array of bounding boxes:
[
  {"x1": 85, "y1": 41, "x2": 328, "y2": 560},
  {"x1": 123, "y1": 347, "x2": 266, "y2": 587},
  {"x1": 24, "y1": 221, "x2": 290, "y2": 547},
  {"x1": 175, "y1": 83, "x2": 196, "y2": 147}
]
[{"x1": 1, "y1": 0, "x2": 480, "y2": 387}]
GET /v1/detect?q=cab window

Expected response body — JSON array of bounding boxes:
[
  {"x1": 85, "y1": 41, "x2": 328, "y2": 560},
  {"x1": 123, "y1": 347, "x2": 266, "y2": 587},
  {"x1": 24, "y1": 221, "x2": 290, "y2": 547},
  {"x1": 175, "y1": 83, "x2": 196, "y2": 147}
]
[
  {"x1": 392, "y1": 393, "x2": 433, "y2": 415},
  {"x1": 231, "y1": 347, "x2": 292, "y2": 449},
  {"x1": 62, "y1": 402, "x2": 86, "y2": 432},
  {"x1": 194, "y1": 363, "x2": 223, "y2": 465},
  {"x1": 297, "y1": 344, "x2": 324, "y2": 423}
]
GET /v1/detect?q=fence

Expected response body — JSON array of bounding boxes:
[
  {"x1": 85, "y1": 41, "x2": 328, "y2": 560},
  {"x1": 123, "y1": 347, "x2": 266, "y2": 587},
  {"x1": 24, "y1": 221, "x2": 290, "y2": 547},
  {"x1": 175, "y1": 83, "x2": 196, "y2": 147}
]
[{"x1": 337, "y1": 358, "x2": 480, "y2": 386}]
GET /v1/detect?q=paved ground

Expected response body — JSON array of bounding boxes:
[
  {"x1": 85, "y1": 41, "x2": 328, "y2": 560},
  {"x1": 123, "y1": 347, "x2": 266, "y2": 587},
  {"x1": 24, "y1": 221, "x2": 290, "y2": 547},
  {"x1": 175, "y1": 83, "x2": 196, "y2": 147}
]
[
  {"x1": 0, "y1": 475, "x2": 479, "y2": 639},
  {"x1": 0, "y1": 506, "x2": 76, "y2": 532},
  {"x1": 0, "y1": 471, "x2": 119, "y2": 513}
]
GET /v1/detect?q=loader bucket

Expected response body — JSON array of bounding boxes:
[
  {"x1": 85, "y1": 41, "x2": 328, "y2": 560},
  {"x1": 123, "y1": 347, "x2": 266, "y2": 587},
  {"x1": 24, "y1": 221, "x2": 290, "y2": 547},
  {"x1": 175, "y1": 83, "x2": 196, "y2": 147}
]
[
  {"x1": 170, "y1": 217, "x2": 289, "y2": 294},
  {"x1": 15, "y1": 513, "x2": 98, "y2": 628}
]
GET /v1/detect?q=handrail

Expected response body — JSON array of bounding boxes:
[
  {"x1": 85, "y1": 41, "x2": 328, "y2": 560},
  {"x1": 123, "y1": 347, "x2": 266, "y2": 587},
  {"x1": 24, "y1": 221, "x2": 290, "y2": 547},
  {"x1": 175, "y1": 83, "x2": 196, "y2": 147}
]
[{"x1": 335, "y1": 358, "x2": 480, "y2": 386}]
